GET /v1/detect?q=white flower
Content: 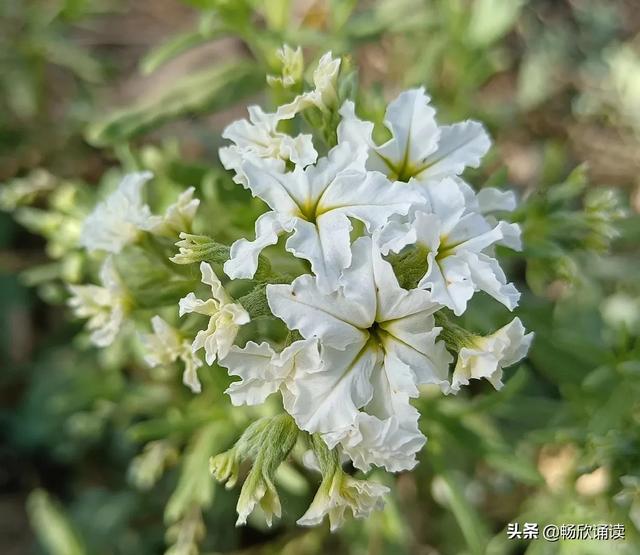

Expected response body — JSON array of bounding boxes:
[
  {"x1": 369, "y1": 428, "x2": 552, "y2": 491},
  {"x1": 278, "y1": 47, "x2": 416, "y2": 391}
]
[
  {"x1": 267, "y1": 237, "x2": 452, "y2": 471},
  {"x1": 141, "y1": 315, "x2": 204, "y2": 393},
  {"x1": 67, "y1": 257, "x2": 128, "y2": 347},
  {"x1": 378, "y1": 178, "x2": 522, "y2": 316},
  {"x1": 80, "y1": 171, "x2": 154, "y2": 253},
  {"x1": 267, "y1": 44, "x2": 303, "y2": 88},
  {"x1": 219, "y1": 105, "x2": 317, "y2": 185},
  {"x1": 276, "y1": 52, "x2": 341, "y2": 119},
  {"x1": 145, "y1": 187, "x2": 200, "y2": 239},
  {"x1": 178, "y1": 262, "x2": 249, "y2": 365},
  {"x1": 224, "y1": 142, "x2": 420, "y2": 292},
  {"x1": 451, "y1": 317, "x2": 533, "y2": 392},
  {"x1": 337, "y1": 87, "x2": 491, "y2": 184},
  {"x1": 221, "y1": 338, "x2": 321, "y2": 407},
  {"x1": 297, "y1": 468, "x2": 389, "y2": 531},
  {"x1": 227, "y1": 51, "x2": 340, "y2": 175}
]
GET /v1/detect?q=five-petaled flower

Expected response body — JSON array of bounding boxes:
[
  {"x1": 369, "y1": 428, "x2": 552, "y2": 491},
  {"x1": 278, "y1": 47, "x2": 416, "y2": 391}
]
[
  {"x1": 224, "y1": 143, "x2": 421, "y2": 293},
  {"x1": 80, "y1": 171, "x2": 154, "y2": 253},
  {"x1": 179, "y1": 262, "x2": 250, "y2": 365},
  {"x1": 68, "y1": 256, "x2": 129, "y2": 347},
  {"x1": 267, "y1": 236, "x2": 452, "y2": 471},
  {"x1": 338, "y1": 87, "x2": 490, "y2": 185},
  {"x1": 378, "y1": 178, "x2": 522, "y2": 315}
]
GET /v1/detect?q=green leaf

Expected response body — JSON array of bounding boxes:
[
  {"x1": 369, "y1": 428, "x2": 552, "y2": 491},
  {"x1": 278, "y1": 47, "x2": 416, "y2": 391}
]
[
  {"x1": 86, "y1": 62, "x2": 264, "y2": 147},
  {"x1": 467, "y1": 0, "x2": 524, "y2": 47},
  {"x1": 140, "y1": 28, "x2": 225, "y2": 75},
  {"x1": 165, "y1": 423, "x2": 231, "y2": 523},
  {"x1": 261, "y1": 0, "x2": 291, "y2": 31},
  {"x1": 330, "y1": 0, "x2": 358, "y2": 30},
  {"x1": 28, "y1": 490, "x2": 87, "y2": 555},
  {"x1": 435, "y1": 470, "x2": 491, "y2": 555},
  {"x1": 485, "y1": 452, "x2": 543, "y2": 486},
  {"x1": 179, "y1": 0, "x2": 221, "y2": 8}
]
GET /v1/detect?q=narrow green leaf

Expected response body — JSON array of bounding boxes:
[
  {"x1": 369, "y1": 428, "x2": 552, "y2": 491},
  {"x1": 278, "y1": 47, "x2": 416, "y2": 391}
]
[
  {"x1": 140, "y1": 28, "x2": 225, "y2": 75},
  {"x1": 165, "y1": 423, "x2": 231, "y2": 523},
  {"x1": 467, "y1": 0, "x2": 524, "y2": 47},
  {"x1": 27, "y1": 490, "x2": 87, "y2": 555},
  {"x1": 485, "y1": 452, "x2": 543, "y2": 486},
  {"x1": 436, "y1": 470, "x2": 491, "y2": 555},
  {"x1": 86, "y1": 62, "x2": 264, "y2": 147},
  {"x1": 261, "y1": 0, "x2": 291, "y2": 31}
]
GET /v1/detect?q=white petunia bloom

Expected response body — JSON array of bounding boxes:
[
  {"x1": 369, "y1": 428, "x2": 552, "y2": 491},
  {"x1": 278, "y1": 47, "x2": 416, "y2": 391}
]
[
  {"x1": 297, "y1": 468, "x2": 389, "y2": 531},
  {"x1": 145, "y1": 187, "x2": 200, "y2": 239},
  {"x1": 178, "y1": 262, "x2": 250, "y2": 365},
  {"x1": 219, "y1": 106, "x2": 317, "y2": 185},
  {"x1": 141, "y1": 315, "x2": 204, "y2": 393},
  {"x1": 80, "y1": 171, "x2": 154, "y2": 253},
  {"x1": 224, "y1": 142, "x2": 420, "y2": 292},
  {"x1": 337, "y1": 87, "x2": 491, "y2": 184},
  {"x1": 220, "y1": 53, "x2": 341, "y2": 185},
  {"x1": 276, "y1": 52, "x2": 342, "y2": 119},
  {"x1": 267, "y1": 237, "x2": 452, "y2": 471},
  {"x1": 378, "y1": 178, "x2": 522, "y2": 316},
  {"x1": 451, "y1": 317, "x2": 533, "y2": 392},
  {"x1": 67, "y1": 257, "x2": 128, "y2": 347},
  {"x1": 221, "y1": 338, "x2": 321, "y2": 407}
]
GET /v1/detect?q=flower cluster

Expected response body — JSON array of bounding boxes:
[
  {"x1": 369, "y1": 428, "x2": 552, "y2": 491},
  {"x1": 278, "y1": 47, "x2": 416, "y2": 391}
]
[
  {"x1": 67, "y1": 50, "x2": 532, "y2": 531},
  {"x1": 216, "y1": 60, "x2": 532, "y2": 477}
]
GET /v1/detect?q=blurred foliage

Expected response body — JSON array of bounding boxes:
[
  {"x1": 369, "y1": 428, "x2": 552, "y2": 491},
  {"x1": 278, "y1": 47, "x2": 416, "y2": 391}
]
[{"x1": 1, "y1": 0, "x2": 639, "y2": 554}]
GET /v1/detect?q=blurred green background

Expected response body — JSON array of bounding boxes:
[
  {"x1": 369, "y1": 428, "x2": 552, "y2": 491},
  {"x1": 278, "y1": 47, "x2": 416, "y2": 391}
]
[{"x1": 1, "y1": 1, "x2": 639, "y2": 554}]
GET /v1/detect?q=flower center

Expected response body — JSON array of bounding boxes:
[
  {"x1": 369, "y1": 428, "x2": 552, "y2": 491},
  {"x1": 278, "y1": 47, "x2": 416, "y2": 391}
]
[
  {"x1": 435, "y1": 235, "x2": 464, "y2": 261},
  {"x1": 298, "y1": 200, "x2": 319, "y2": 223},
  {"x1": 367, "y1": 322, "x2": 387, "y2": 350}
]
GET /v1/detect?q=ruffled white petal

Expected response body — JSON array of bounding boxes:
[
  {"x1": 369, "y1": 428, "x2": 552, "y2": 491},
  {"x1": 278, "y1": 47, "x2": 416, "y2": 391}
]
[
  {"x1": 336, "y1": 100, "x2": 374, "y2": 160},
  {"x1": 419, "y1": 252, "x2": 475, "y2": 316},
  {"x1": 285, "y1": 215, "x2": 353, "y2": 294},
  {"x1": 267, "y1": 275, "x2": 370, "y2": 350},
  {"x1": 374, "y1": 88, "x2": 440, "y2": 175},
  {"x1": 463, "y1": 252, "x2": 521, "y2": 311},
  {"x1": 224, "y1": 212, "x2": 283, "y2": 280},
  {"x1": 330, "y1": 406, "x2": 425, "y2": 473},
  {"x1": 416, "y1": 120, "x2": 491, "y2": 182},
  {"x1": 221, "y1": 339, "x2": 321, "y2": 406},
  {"x1": 287, "y1": 343, "x2": 379, "y2": 434},
  {"x1": 476, "y1": 187, "x2": 517, "y2": 213}
]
